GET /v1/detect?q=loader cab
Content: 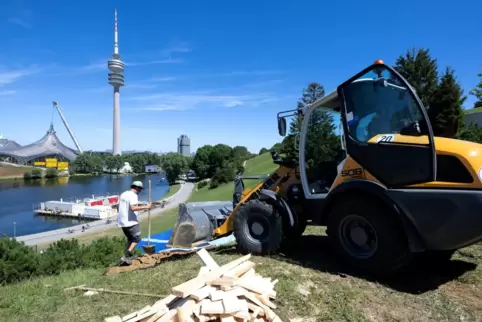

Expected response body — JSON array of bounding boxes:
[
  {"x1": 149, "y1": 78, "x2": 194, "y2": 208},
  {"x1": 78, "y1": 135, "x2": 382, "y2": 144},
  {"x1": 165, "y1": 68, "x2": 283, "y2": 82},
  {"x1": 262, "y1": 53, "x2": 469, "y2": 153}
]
[{"x1": 299, "y1": 60, "x2": 437, "y2": 200}]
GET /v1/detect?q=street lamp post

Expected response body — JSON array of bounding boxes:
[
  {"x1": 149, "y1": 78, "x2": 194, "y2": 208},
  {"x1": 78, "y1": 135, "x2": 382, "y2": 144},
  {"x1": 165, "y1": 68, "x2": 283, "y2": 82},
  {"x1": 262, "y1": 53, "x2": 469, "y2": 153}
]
[{"x1": 13, "y1": 222, "x2": 16, "y2": 238}]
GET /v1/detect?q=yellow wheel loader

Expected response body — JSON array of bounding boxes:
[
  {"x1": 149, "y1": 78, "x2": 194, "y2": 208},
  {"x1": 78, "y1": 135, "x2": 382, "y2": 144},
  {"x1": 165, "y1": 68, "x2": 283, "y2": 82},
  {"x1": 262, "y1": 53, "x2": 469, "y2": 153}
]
[{"x1": 169, "y1": 60, "x2": 482, "y2": 274}]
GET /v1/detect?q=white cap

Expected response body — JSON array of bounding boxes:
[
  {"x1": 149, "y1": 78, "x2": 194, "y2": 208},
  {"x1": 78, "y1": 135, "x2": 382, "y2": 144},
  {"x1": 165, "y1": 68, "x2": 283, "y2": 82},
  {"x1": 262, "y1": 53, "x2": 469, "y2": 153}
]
[{"x1": 131, "y1": 181, "x2": 144, "y2": 189}]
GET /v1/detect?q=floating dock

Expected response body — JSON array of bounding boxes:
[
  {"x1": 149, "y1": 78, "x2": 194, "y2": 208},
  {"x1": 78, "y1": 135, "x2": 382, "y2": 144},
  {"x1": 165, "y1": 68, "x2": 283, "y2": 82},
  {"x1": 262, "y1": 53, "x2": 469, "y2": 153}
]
[{"x1": 33, "y1": 194, "x2": 119, "y2": 220}]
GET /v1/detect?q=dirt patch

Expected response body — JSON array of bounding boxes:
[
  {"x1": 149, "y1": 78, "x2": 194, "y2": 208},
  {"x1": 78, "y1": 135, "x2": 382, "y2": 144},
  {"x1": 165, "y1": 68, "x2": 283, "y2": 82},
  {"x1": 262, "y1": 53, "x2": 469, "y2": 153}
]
[
  {"x1": 442, "y1": 282, "x2": 482, "y2": 318},
  {"x1": 105, "y1": 247, "x2": 215, "y2": 275}
]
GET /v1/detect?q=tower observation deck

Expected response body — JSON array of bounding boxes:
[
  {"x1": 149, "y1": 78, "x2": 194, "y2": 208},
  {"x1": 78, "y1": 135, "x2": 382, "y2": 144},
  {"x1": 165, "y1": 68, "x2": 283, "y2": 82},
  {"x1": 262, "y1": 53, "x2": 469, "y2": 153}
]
[{"x1": 107, "y1": 8, "x2": 124, "y2": 155}]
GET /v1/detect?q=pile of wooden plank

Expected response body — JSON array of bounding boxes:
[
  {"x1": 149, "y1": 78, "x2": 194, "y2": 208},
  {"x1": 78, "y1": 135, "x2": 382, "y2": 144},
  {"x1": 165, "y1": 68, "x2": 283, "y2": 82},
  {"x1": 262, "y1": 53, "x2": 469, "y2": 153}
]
[{"x1": 105, "y1": 249, "x2": 282, "y2": 322}]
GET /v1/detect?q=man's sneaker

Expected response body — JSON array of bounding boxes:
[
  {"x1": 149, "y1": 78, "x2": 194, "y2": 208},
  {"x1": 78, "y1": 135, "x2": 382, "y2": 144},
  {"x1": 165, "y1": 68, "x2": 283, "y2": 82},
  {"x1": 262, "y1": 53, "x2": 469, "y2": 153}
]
[{"x1": 119, "y1": 255, "x2": 132, "y2": 266}]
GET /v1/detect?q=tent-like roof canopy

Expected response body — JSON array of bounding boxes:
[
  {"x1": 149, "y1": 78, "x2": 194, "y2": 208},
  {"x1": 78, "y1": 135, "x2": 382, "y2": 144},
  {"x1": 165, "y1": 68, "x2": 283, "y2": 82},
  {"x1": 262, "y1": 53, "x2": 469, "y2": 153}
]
[
  {"x1": 0, "y1": 123, "x2": 79, "y2": 163},
  {"x1": 0, "y1": 138, "x2": 22, "y2": 150}
]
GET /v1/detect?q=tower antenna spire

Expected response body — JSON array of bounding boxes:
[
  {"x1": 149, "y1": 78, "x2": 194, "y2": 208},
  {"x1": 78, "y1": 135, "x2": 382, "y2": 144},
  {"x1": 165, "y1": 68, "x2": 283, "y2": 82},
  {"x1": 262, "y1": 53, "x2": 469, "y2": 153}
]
[
  {"x1": 114, "y1": 8, "x2": 119, "y2": 57},
  {"x1": 108, "y1": 8, "x2": 125, "y2": 155}
]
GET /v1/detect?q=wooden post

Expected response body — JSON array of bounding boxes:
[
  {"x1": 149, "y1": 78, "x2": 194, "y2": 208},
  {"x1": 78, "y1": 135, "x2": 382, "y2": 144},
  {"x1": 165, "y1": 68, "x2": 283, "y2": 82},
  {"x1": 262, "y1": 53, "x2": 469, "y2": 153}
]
[{"x1": 148, "y1": 179, "x2": 152, "y2": 246}]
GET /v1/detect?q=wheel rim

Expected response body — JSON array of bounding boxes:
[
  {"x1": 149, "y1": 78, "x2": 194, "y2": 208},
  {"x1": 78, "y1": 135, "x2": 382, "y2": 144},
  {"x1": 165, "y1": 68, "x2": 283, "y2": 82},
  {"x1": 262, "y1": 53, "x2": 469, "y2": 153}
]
[
  {"x1": 338, "y1": 215, "x2": 378, "y2": 259},
  {"x1": 244, "y1": 214, "x2": 271, "y2": 244}
]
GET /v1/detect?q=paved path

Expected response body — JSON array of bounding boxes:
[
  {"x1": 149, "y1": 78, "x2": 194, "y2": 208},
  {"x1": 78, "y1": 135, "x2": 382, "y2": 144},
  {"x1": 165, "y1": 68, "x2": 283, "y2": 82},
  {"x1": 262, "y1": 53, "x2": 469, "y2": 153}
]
[{"x1": 15, "y1": 182, "x2": 194, "y2": 246}]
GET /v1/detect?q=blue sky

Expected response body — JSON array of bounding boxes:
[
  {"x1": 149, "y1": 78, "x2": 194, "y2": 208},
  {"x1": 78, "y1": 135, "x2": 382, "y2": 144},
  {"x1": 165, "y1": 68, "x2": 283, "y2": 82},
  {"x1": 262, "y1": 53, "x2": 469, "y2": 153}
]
[{"x1": 0, "y1": 0, "x2": 481, "y2": 154}]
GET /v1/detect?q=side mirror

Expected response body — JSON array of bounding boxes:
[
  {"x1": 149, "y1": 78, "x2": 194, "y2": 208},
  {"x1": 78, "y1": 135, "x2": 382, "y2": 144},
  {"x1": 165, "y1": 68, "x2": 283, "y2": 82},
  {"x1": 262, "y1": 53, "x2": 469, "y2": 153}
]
[{"x1": 278, "y1": 117, "x2": 287, "y2": 136}]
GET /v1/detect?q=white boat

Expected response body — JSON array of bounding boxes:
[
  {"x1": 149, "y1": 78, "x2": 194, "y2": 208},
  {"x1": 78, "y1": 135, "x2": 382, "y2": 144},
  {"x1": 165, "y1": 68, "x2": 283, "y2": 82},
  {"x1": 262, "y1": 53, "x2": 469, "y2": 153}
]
[{"x1": 33, "y1": 194, "x2": 120, "y2": 220}]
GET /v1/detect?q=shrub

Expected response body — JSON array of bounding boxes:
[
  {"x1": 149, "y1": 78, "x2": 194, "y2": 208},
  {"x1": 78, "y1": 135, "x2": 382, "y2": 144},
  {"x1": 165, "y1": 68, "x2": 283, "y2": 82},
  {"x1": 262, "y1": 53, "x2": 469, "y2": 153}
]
[
  {"x1": 81, "y1": 236, "x2": 128, "y2": 268},
  {"x1": 31, "y1": 168, "x2": 42, "y2": 179},
  {"x1": 23, "y1": 172, "x2": 32, "y2": 180},
  {"x1": 209, "y1": 179, "x2": 220, "y2": 189},
  {"x1": 212, "y1": 163, "x2": 235, "y2": 185},
  {"x1": 39, "y1": 239, "x2": 85, "y2": 275},
  {"x1": 197, "y1": 180, "x2": 208, "y2": 189},
  {"x1": 236, "y1": 165, "x2": 245, "y2": 175},
  {"x1": 45, "y1": 168, "x2": 58, "y2": 179},
  {"x1": 0, "y1": 236, "x2": 40, "y2": 284},
  {"x1": 0, "y1": 234, "x2": 139, "y2": 285}
]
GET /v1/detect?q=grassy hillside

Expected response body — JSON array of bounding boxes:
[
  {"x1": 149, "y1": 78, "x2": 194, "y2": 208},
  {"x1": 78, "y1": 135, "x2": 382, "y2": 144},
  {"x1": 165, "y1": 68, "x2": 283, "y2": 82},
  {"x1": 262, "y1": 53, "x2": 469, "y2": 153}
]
[
  {"x1": 3, "y1": 152, "x2": 482, "y2": 321},
  {"x1": 4, "y1": 230, "x2": 482, "y2": 321},
  {"x1": 243, "y1": 152, "x2": 278, "y2": 175},
  {"x1": 189, "y1": 152, "x2": 279, "y2": 202},
  {"x1": 465, "y1": 107, "x2": 482, "y2": 114}
]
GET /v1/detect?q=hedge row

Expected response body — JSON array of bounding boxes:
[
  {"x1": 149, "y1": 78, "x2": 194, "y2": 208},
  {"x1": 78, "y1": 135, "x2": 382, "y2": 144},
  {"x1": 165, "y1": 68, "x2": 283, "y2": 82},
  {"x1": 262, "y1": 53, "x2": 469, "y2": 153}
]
[{"x1": 0, "y1": 235, "x2": 140, "y2": 285}]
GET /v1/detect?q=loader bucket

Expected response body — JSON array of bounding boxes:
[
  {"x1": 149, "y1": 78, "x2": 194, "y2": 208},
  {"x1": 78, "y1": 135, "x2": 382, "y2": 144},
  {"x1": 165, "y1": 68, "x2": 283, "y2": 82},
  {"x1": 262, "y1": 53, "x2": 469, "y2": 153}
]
[{"x1": 167, "y1": 201, "x2": 233, "y2": 248}]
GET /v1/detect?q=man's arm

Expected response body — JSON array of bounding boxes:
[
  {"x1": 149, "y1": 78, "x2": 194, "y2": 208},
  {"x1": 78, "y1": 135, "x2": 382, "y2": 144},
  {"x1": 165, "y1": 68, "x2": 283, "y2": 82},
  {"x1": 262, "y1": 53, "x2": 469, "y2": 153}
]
[
  {"x1": 130, "y1": 194, "x2": 151, "y2": 212},
  {"x1": 131, "y1": 204, "x2": 151, "y2": 211}
]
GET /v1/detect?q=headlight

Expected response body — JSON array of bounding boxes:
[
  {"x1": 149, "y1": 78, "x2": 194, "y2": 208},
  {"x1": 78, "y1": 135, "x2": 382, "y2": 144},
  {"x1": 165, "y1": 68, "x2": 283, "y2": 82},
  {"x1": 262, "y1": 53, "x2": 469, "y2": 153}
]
[{"x1": 479, "y1": 168, "x2": 482, "y2": 182}]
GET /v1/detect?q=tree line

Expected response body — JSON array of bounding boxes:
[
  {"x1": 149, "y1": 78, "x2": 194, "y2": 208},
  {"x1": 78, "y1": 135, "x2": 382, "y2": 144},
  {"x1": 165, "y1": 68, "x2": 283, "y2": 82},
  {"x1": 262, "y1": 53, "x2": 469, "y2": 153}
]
[
  {"x1": 191, "y1": 145, "x2": 257, "y2": 189},
  {"x1": 71, "y1": 145, "x2": 256, "y2": 187}
]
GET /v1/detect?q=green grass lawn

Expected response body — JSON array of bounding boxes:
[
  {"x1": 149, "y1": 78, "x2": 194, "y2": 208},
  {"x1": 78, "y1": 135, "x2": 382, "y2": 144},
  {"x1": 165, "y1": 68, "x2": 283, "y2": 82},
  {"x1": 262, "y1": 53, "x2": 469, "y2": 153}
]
[
  {"x1": 3, "y1": 227, "x2": 482, "y2": 322},
  {"x1": 464, "y1": 106, "x2": 482, "y2": 114},
  {"x1": 244, "y1": 152, "x2": 278, "y2": 175},
  {"x1": 0, "y1": 164, "x2": 37, "y2": 179},
  {"x1": 2, "y1": 153, "x2": 482, "y2": 321}
]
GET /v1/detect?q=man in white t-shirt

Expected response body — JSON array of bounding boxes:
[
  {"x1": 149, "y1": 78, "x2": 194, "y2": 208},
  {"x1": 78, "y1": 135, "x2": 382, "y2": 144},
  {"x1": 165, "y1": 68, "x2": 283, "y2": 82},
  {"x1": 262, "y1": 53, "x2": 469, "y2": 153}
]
[{"x1": 118, "y1": 180, "x2": 151, "y2": 265}]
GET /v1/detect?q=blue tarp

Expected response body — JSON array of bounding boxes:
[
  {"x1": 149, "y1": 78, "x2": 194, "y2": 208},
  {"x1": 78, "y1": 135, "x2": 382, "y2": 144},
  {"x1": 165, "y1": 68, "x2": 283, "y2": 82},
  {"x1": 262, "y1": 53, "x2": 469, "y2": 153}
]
[
  {"x1": 136, "y1": 229, "x2": 173, "y2": 254},
  {"x1": 136, "y1": 229, "x2": 237, "y2": 255}
]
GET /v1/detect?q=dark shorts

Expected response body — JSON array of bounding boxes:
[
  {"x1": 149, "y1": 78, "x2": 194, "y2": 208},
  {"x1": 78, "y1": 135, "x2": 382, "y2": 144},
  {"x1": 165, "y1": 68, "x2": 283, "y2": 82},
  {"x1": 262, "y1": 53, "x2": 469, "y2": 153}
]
[{"x1": 122, "y1": 224, "x2": 141, "y2": 243}]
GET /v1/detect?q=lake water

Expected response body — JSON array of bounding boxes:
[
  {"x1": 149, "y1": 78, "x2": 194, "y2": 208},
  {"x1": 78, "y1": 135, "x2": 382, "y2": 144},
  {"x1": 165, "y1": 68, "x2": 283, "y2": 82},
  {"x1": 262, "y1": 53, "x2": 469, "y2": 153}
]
[{"x1": 0, "y1": 173, "x2": 170, "y2": 237}]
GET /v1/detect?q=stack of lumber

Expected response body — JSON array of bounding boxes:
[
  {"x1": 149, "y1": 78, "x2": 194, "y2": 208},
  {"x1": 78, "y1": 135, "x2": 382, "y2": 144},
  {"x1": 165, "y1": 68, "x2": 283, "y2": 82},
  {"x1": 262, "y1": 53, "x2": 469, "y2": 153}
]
[{"x1": 105, "y1": 249, "x2": 282, "y2": 322}]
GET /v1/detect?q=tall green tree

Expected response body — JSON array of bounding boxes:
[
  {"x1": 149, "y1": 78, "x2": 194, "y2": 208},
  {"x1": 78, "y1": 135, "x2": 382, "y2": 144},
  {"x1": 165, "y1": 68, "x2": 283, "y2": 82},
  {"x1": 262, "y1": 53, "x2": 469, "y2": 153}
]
[
  {"x1": 208, "y1": 144, "x2": 233, "y2": 174},
  {"x1": 112, "y1": 155, "x2": 125, "y2": 173},
  {"x1": 191, "y1": 145, "x2": 213, "y2": 179},
  {"x1": 458, "y1": 123, "x2": 482, "y2": 143},
  {"x1": 428, "y1": 67, "x2": 465, "y2": 138},
  {"x1": 258, "y1": 147, "x2": 268, "y2": 155},
  {"x1": 394, "y1": 48, "x2": 439, "y2": 109},
  {"x1": 469, "y1": 64, "x2": 482, "y2": 108},
  {"x1": 161, "y1": 153, "x2": 188, "y2": 184},
  {"x1": 72, "y1": 153, "x2": 92, "y2": 173},
  {"x1": 90, "y1": 154, "x2": 103, "y2": 173},
  {"x1": 282, "y1": 82, "x2": 325, "y2": 160}
]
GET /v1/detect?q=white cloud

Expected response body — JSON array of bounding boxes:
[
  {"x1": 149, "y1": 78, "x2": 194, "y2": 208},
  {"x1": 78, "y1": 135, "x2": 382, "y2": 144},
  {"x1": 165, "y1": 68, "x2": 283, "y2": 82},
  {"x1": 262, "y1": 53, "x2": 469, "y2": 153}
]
[
  {"x1": 81, "y1": 60, "x2": 105, "y2": 72},
  {"x1": 94, "y1": 126, "x2": 179, "y2": 136},
  {"x1": 0, "y1": 90, "x2": 16, "y2": 96},
  {"x1": 125, "y1": 76, "x2": 177, "y2": 89},
  {"x1": 125, "y1": 83, "x2": 157, "y2": 90},
  {"x1": 127, "y1": 91, "x2": 275, "y2": 111},
  {"x1": 8, "y1": 17, "x2": 31, "y2": 28},
  {"x1": 75, "y1": 58, "x2": 182, "y2": 74},
  {"x1": 148, "y1": 77, "x2": 177, "y2": 82},
  {"x1": 126, "y1": 59, "x2": 183, "y2": 67},
  {"x1": 140, "y1": 105, "x2": 188, "y2": 112},
  {"x1": 0, "y1": 66, "x2": 40, "y2": 86},
  {"x1": 161, "y1": 41, "x2": 191, "y2": 56}
]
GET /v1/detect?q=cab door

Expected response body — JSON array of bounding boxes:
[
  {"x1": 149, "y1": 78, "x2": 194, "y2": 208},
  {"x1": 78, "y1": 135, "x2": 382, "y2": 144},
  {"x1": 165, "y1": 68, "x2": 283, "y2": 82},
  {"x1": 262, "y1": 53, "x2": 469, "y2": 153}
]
[{"x1": 337, "y1": 62, "x2": 436, "y2": 188}]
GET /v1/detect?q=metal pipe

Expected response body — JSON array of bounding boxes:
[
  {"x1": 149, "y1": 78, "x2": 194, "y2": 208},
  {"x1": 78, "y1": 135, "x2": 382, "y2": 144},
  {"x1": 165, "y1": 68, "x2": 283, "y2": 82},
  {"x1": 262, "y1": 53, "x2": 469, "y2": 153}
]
[{"x1": 52, "y1": 101, "x2": 83, "y2": 153}]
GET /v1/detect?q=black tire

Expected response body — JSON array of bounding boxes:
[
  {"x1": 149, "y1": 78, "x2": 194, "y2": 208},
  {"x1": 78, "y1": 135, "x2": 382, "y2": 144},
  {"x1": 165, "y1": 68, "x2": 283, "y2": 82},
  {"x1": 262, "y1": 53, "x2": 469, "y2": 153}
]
[
  {"x1": 233, "y1": 199, "x2": 283, "y2": 255},
  {"x1": 326, "y1": 196, "x2": 412, "y2": 274},
  {"x1": 284, "y1": 218, "x2": 307, "y2": 239}
]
